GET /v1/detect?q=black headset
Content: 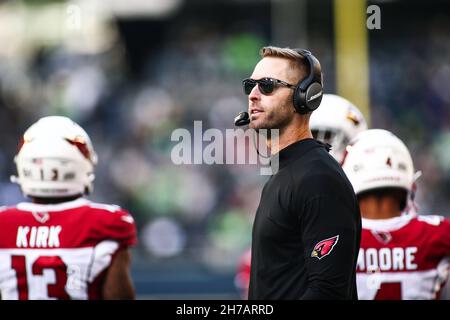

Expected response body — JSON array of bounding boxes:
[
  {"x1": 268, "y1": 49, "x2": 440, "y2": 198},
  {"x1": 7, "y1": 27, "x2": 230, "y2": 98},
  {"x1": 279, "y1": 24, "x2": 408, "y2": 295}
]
[{"x1": 291, "y1": 48, "x2": 324, "y2": 114}]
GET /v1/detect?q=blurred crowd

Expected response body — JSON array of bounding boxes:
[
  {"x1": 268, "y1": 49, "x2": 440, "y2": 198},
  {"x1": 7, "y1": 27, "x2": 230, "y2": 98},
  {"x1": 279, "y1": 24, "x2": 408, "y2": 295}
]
[
  {"x1": 0, "y1": 0, "x2": 449, "y2": 297},
  {"x1": 369, "y1": 14, "x2": 450, "y2": 215}
]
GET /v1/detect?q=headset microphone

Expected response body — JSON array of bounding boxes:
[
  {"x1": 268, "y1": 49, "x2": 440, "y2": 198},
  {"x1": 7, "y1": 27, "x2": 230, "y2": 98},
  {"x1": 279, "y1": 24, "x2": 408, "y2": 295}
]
[{"x1": 234, "y1": 111, "x2": 250, "y2": 126}]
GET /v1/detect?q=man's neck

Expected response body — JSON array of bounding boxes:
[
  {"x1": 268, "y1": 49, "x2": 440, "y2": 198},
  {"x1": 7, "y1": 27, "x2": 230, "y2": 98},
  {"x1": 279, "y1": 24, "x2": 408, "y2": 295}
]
[
  {"x1": 32, "y1": 195, "x2": 82, "y2": 204},
  {"x1": 267, "y1": 117, "x2": 313, "y2": 154},
  {"x1": 359, "y1": 196, "x2": 402, "y2": 220}
]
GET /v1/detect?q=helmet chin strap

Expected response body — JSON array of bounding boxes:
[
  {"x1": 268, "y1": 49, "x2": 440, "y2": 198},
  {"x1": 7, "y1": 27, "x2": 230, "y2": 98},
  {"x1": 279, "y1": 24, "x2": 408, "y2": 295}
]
[
  {"x1": 87, "y1": 173, "x2": 95, "y2": 182},
  {"x1": 86, "y1": 173, "x2": 95, "y2": 195},
  {"x1": 413, "y1": 170, "x2": 422, "y2": 182},
  {"x1": 405, "y1": 170, "x2": 423, "y2": 216},
  {"x1": 411, "y1": 170, "x2": 422, "y2": 201}
]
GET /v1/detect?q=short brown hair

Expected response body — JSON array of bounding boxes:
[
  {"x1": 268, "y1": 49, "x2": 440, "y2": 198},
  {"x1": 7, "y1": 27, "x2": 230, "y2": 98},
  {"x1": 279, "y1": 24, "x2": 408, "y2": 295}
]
[{"x1": 260, "y1": 46, "x2": 309, "y2": 83}]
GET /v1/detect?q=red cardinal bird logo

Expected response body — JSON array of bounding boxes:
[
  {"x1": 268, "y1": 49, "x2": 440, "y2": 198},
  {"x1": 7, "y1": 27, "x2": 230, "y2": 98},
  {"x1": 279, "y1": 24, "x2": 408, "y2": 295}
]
[{"x1": 311, "y1": 235, "x2": 339, "y2": 260}]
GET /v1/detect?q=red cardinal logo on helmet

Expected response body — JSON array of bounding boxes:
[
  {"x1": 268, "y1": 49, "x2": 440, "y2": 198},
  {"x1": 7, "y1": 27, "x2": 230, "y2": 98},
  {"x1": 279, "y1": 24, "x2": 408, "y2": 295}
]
[{"x1": 311, "y1": 235, "x2": 339, "y2": 260}]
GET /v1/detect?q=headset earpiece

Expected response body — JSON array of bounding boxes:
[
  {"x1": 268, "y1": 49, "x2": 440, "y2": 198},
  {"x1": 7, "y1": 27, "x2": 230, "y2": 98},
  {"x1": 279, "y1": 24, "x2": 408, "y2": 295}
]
[{"x1": 292, "y1": 49, "x2": 323, "y2": 114}]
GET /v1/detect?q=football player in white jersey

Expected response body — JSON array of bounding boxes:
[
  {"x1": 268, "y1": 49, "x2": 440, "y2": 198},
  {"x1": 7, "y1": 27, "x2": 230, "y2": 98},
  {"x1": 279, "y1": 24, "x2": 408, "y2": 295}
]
[
  {"x1": 235, "y1": 94, "x2": 368, "y2": 299},
  {"x1": 342, "y1": 129, "x2": 450, "y2": 300},
  {"x1": 0, "y1": 116, "x2": 137, "y2": 300}
]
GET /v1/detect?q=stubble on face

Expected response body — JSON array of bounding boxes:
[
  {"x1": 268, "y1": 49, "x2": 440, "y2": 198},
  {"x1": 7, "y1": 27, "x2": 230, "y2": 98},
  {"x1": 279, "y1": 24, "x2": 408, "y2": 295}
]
[
  {"x1": 248, "y1": 57, "x2": 299, "y2": 131},
  {"x1": 249, "y1": 99, "x2": 294, "y2": 131}
]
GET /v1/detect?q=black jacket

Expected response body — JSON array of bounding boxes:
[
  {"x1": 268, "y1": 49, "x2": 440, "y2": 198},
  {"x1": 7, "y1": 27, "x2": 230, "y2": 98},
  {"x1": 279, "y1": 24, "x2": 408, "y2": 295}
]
[{"x1": 248, "y1": 138, "x2": 361, "y2": 300}]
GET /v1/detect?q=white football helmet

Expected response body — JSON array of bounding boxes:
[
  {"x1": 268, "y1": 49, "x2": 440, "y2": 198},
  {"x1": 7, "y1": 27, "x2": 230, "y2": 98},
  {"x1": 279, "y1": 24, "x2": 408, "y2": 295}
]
[
  {"x1": 310, "y1": 94, "x2": 368, "y2": 163},
  {"x1": 11, "y1": 116, "x2": 98, "y2": 198},
  {"x1": 341, "y1": 129, "x2": 415, "y2": 197}
]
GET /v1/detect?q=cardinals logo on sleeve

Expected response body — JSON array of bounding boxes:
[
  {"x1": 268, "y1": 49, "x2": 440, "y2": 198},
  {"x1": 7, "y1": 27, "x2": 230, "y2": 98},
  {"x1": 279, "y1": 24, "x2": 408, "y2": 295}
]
[{"x1": 311, "y1": 235, "x2": 339, "y2": 260}]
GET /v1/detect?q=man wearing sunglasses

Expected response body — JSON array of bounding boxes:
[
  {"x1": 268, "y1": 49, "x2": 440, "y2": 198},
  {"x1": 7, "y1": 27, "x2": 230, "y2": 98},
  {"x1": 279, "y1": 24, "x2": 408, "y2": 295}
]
[{"x1": 245, "y1": 46, "x2": 361, "y2": 300}]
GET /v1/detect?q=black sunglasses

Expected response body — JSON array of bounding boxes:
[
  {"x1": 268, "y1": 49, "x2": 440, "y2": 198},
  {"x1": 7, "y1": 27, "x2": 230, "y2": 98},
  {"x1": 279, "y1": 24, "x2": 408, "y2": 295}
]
[{"x1": 242, "y1": 77, "x2": 296, "y2": 95}]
